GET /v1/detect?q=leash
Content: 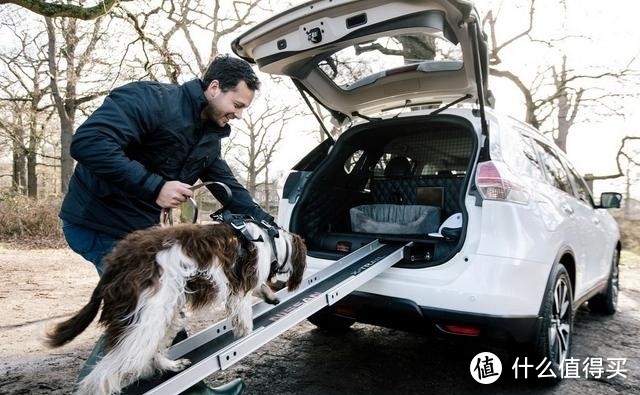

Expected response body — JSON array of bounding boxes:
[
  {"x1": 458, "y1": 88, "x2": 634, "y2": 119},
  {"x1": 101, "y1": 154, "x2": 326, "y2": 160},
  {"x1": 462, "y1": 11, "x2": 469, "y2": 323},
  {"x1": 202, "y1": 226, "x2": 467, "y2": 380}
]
[{"x1": 161, "y1": 182, "x2": 230, "y2": 226}]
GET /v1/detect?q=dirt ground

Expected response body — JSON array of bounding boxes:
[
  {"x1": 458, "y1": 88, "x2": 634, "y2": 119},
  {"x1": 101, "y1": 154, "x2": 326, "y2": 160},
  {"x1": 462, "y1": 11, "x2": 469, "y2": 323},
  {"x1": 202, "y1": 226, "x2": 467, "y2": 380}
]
[{"x1": 1, "y1": 246, "x2": 639, "y2": 395}]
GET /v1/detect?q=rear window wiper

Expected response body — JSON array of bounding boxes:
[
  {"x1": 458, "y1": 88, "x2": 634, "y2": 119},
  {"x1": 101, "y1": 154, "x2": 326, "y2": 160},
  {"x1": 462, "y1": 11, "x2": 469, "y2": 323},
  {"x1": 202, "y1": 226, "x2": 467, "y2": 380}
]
[
  {"x1": 429, "y1": 94, "x2": 472, "y2": 116},
  {"x1": 353, "y1": 94, "x2": 471, "y2": 123}
]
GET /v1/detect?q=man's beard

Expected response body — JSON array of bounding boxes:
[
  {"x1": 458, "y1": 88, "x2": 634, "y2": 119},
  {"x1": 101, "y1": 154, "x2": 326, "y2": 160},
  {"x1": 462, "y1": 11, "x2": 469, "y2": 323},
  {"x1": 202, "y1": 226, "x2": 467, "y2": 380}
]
[{"x1": 204, "y1": 105, "x2": 225, "y2": 126}]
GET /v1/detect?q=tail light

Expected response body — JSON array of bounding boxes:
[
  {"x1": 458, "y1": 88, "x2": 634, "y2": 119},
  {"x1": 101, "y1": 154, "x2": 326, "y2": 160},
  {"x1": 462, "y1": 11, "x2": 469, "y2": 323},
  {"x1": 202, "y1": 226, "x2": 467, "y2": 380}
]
[
  {"x1": 334, "y1": 306, "x2": 356, "y2": 318},
  {"x1": 475, "y1": 160, "x2": 529, "y2": 204},
  {"x1": 436, "y1": 324, "x2": 481, "y2": 336}
]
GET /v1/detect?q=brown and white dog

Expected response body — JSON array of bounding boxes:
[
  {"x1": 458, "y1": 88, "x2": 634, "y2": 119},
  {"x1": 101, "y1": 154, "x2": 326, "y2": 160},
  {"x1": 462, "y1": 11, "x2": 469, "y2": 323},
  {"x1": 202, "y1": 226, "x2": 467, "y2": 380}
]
[{"x1": 45, "y1": 221, "x2": 306, "y2": 395}]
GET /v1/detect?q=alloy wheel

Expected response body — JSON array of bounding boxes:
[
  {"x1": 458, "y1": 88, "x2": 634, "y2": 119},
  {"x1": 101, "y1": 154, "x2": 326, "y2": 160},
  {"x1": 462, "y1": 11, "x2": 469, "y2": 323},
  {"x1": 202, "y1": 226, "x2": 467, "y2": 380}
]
[
  {"x1": 549, "y1": 276, "x2": 572, "y2": 367},
  {"x1": 611, "y1": 250, "x2": 619, "y2": 307}
]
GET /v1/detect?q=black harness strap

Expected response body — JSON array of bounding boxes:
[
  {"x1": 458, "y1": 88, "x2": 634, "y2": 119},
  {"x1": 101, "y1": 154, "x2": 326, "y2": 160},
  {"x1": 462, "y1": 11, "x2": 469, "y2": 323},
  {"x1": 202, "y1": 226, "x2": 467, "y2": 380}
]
[{"x1": 211, "y1": 210, "x2": 286, "y2": 272}]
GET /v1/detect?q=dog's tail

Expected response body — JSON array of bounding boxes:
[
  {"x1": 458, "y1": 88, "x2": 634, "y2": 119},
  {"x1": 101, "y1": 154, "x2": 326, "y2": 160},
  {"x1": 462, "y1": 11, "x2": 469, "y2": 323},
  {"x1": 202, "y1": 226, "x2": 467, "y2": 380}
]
[{"x1": 44, "y1": 280, "x2": 103, "y2": 348}]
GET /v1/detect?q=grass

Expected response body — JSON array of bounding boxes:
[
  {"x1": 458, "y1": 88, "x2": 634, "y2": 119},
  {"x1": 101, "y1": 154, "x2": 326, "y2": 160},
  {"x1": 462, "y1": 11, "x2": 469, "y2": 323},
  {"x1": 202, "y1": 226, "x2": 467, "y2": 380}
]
[{"x1": 0, "y1": 193, "x2": 65, "y2": 249}]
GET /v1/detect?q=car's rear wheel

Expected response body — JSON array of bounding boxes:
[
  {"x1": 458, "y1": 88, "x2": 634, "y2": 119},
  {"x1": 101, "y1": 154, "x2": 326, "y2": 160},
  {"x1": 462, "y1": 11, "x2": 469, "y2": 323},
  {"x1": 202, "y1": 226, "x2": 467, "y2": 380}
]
[
  {"x1": 532, "y1": 264, "x2": 573, "y2": 381},
  {"x1": 589, "y1": 248, "x2": 619, "y2": 315},
  {"x1": 308, "y1": 309, "x2": 355, "y2": 332}
]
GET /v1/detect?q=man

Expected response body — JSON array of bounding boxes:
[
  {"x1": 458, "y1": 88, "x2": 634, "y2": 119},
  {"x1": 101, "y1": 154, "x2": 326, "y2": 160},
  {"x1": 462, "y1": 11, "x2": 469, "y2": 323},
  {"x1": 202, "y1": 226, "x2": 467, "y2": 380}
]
[{"x1": 60, "y1": 54, "x2": 269, "y2": 394}]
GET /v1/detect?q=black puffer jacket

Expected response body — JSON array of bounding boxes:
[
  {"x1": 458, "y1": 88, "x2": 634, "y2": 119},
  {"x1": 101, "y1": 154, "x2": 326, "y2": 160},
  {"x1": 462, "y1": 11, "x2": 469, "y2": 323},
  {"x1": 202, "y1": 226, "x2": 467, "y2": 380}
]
[{"x1": 60, "y1": 79, "x2": 273, "y2": 238}]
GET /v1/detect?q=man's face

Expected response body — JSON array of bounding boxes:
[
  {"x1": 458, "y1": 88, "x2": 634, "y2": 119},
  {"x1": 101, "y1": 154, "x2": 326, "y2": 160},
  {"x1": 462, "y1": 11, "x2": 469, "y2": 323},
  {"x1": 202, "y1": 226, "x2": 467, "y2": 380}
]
[{"x1": 203, "y1": 80, "x2": 255, "y2": 127}]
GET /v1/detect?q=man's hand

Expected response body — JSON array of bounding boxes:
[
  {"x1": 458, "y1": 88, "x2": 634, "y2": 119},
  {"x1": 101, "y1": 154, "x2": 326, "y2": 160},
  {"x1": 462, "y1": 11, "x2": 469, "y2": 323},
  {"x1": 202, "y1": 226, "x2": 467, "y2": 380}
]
[{"x1": 156, "y1": 181, "x2": 193, "y2": 208}]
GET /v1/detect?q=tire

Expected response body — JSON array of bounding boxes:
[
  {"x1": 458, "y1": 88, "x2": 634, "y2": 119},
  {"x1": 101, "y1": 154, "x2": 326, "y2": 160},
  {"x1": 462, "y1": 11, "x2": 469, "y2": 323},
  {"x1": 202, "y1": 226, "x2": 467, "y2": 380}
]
[
  {"x1": 532, "y1": 264, "x2": 573, "y2": 381},
  {"x1": 308, "y1": 309, "x2": 355, "y2": 332},
  {"x1": 589, "y1": 248, "x2": 620, "y2": 315}
]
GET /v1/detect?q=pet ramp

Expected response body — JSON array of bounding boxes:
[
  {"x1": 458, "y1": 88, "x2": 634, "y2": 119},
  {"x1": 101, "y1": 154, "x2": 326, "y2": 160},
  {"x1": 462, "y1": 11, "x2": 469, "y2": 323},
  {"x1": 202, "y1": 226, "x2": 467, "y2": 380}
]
[{"x1": 122, "y1": 239, "x2": 407, "y2": 395}]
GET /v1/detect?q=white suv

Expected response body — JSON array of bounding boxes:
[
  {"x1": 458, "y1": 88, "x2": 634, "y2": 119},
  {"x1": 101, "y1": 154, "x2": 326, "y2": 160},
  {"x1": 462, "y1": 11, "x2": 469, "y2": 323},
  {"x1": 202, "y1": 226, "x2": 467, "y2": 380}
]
[{"x1": 232, "y1": 0, "x2": 622, "y2": 377}]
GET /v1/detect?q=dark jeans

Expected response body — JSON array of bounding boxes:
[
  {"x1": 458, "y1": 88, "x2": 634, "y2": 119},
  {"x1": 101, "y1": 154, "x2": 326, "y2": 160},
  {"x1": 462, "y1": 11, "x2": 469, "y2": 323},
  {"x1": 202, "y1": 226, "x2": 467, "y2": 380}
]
[{"x1": 61, "y1": 220, "x2": 120, "y2": 276}]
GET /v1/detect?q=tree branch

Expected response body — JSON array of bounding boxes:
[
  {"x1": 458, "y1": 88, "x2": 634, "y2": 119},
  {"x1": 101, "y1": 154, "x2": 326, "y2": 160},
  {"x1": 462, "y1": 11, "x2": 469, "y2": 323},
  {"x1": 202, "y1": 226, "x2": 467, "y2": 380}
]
[
  {"x1": 585, "y1": 137, "x2": 640, "y2": 181},
  {"x1": 0, "y1": 0, "x2": 126, "y2": 20}
]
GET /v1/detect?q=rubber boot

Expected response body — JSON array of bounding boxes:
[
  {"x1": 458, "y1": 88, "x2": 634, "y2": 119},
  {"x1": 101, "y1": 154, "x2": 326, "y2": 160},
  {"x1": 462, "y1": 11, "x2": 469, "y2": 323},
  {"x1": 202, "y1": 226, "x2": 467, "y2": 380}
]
[
  {"x1": 171, "y1": 329, "x2": 246, "y2": 394},
  {"x1": 180, "y1": 379, "x2": 246, "y2": 395},
  {"x1": 74, "y1": 335, "x2": 106, "y2": 391},
  {"x1": 171, "y1": 330, "x2": 246, "y2": 394}
]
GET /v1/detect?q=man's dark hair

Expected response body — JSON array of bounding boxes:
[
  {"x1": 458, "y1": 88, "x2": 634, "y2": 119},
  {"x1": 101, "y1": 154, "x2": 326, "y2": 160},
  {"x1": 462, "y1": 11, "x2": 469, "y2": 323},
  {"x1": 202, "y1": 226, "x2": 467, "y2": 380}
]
[{"x1": 201, "y1": 54, "x2": 260, "y2": 91}]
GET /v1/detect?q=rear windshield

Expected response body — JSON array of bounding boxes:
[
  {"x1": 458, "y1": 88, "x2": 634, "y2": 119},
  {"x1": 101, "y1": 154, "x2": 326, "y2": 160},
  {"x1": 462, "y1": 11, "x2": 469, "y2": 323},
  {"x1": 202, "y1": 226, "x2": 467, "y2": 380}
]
[{"x1": 317, "y1": 31, "x2": 462, "y2": 90}]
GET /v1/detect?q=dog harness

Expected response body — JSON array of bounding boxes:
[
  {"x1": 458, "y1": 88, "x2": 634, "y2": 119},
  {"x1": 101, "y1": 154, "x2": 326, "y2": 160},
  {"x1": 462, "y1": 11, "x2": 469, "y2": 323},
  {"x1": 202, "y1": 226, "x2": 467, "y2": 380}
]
[{"x1": 211, "y1": 210, "x2": 289, "y2": 275}]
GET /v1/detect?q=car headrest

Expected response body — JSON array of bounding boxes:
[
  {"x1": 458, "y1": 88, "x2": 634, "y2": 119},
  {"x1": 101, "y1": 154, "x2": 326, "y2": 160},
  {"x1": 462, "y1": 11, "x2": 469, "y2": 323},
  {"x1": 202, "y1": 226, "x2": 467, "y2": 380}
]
[{"x1": 384, "y1": 157, "x2": 413, "y2": 177}]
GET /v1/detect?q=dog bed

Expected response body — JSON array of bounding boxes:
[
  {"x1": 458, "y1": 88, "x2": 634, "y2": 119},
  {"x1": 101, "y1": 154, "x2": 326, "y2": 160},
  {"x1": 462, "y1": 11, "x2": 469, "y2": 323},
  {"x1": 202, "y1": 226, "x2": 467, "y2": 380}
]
[{"x1": 350, "y1": 204, "x2": 441, "y2": 235}]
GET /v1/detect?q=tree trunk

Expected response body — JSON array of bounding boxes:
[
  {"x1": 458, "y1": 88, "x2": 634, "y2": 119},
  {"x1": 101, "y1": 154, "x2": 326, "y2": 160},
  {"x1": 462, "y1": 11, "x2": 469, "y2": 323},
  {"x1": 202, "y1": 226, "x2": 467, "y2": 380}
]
[
  {"x1": 264, "y1": 166, "x2": 270, "y2": 210},
  {"x1": 59, "y1": 116, "x2": 74, "y2": 193},
  {"x1": 27, "y1": 130, "x2": 38, "y2": 198},
  {"x1": 625, "y1": 164, "x2": 631, "y2": 218},
  {"x1": 46, "y1": 17, "x2": 77, "y2": 194},
  {"x1": 555, "y1": 91, "x2": 569, "y2": 152},
  {"x1": 247, "y1": 169, "x2": 256, "y2": 196},
  {"x1": 12, "y1": 137, "x2": 26, "y2": 195}
]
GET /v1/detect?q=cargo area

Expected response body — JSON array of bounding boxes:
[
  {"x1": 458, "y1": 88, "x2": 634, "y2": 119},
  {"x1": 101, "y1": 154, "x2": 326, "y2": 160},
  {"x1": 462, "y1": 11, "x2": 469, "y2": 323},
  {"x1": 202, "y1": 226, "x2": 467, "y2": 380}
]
[{"x1": 288, "y1": 114, "x2": 478, "y2": 267}]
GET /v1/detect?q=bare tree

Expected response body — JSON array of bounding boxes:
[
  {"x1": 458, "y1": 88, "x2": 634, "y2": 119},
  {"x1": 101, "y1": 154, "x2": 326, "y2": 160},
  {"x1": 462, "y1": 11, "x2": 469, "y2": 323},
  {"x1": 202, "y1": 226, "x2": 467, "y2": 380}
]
[
  {"x1": 219, "y1": 76, "x2": 305, "y2": 214},
  {"x1": 0, "y1": 103, "x2": 28, "y2": 194},
  {"x1": 584, "y1": 137, "x2": 640, "y2": 181},
  {"x1": 355, "y1": 34, "x2": 437, "y2": 61},
  {"x1": 319, "y1": 33, "x2": 440, "y2": 90},
  {"x1": 482, "y1": 0, "x2": 637, "y2": 152},
  {"x1": 45, "y1": 15, "x2": 114, "y2": 193},
  {"x1": 231, "y1": 98, "x2": 302, "y2": 197},
  {"x1": 114, "y1": 0, "x2": 269, "y2": 83},
  {"x1": 0, "y1": 12, "x2": 53, "y2": 197}
]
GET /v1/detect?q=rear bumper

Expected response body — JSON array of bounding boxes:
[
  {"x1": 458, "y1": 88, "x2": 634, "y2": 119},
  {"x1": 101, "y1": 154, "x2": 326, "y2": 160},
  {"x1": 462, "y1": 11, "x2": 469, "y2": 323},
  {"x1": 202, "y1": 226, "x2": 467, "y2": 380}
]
[
  {"x1": 308, "y1": 249, "x2": 551, "y2": 317},
  {"x1": 322, "y1": 291, "x2": 542, "y2": 343}
]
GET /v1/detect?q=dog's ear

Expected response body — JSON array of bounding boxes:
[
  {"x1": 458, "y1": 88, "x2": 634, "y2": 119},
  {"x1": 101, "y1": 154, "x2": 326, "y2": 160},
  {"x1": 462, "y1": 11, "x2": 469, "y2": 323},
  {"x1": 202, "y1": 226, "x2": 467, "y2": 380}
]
[{"x1": 287, "y1": 233, "x2": 307, "y2": 291}]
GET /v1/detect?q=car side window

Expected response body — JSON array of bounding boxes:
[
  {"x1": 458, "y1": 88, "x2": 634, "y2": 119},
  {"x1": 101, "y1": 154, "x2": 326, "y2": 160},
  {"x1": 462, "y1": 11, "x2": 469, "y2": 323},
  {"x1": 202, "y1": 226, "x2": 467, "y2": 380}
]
[
  {"x1": 532, "y1": 140, "x2": 574, "y2": 195},
  {"x1": 344, "y1": 150, "x2": 365, "y2": 174},
  {"x1": 564, "y1": 163, "x2": 595, "y2": 206},
  {"x1": 517, "y1": 132, "x2": 545, "y2": 181},
  {"x1": 496, "y1": 126, "x2": 544, "y2": 181}
]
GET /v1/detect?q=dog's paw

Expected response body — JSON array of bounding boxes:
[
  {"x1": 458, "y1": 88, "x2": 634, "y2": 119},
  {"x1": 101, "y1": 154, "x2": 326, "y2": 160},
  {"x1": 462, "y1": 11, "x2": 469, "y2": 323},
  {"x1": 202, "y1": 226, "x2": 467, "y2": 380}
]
[
  {"x1": 254, "y1": 283, "x2": 280, "y2": 305},
  {"x1": 265, "y1": 296, "x2": 280, "y2": 305},
  {"x1": 232, "y1": 325, "x2": 252, "y2": 338},
  {"x1": 155, "y1": 355, "x2": 192, "y2": 372},
  {"x1": 167, "y1": 358, "x2": 192, "y2": 372}
]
